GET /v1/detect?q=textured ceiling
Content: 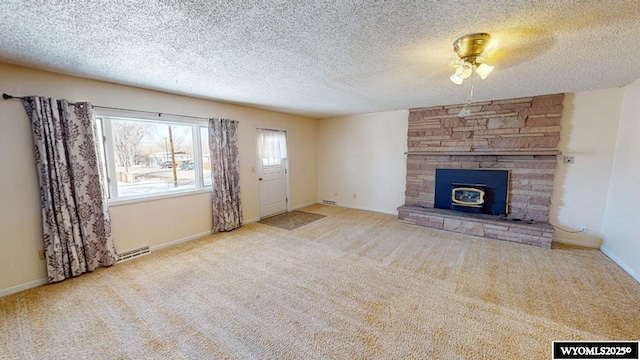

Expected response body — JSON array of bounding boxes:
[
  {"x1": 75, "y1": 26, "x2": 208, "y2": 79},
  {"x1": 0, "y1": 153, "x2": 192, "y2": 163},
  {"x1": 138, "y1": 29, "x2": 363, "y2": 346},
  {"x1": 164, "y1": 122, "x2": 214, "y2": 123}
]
[{"x1": 1, "y1": 1, "x2": 639, "y2": 118}]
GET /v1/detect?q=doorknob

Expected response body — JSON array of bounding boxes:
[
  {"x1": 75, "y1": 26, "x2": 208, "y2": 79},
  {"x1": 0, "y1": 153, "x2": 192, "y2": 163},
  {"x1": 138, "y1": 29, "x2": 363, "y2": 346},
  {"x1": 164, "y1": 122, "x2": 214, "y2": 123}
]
[{"x1": 258, "y1": 178, "x2": 263, "y2": 181}]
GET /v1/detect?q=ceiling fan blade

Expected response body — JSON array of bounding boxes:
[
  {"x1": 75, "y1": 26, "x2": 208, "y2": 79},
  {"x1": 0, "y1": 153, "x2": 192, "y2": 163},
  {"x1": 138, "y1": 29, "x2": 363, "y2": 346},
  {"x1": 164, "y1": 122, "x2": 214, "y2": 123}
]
[
  {"x1": 450, "y1": 58, "x2": 466, "y2": 67},
  {"x1": 482, "y1": 28, "x2": 555, "y2": 69},
  {"x1": 476, "y1": 44, "x2": 498, "y2": 64}
]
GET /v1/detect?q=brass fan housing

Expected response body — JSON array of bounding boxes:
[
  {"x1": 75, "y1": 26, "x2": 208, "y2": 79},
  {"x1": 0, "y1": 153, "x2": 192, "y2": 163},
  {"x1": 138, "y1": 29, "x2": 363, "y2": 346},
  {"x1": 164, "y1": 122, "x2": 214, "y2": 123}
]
[{"x1": 453, "y1": 33, "x2": 491, "y2": 65}]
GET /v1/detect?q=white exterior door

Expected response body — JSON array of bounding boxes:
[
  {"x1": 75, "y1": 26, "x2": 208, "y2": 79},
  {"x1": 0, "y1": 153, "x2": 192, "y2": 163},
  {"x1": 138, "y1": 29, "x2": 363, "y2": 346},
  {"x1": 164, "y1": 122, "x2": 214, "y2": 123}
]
[
  {"x1": 258, "y1": 162, "x2": 287, "y2": 218},
  {"x1": 257, "y1": 129, "x2": 288, "y2": 218}
]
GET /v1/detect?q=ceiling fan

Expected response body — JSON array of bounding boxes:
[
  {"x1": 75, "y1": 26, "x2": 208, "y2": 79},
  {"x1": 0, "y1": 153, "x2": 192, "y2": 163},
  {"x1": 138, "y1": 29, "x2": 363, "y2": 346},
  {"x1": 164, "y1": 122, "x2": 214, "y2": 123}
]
[{"x1": 450, "y1": 33, "x2": 495, "y2": 85}]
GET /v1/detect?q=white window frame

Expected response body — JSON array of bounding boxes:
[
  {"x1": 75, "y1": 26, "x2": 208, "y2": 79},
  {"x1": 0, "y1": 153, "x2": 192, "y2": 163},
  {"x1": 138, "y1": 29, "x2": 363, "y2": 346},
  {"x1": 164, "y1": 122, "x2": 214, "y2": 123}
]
[{"x1": 95, "y1": 109, "x2": 211, "y2": 206}]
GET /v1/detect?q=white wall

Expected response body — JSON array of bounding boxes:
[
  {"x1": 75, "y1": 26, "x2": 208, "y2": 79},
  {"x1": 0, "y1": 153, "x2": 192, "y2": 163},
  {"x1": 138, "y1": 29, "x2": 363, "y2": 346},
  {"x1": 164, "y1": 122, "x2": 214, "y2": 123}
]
[
  {"x1": 0, "y1": 63, "x2": 317, "y2": 292},
  {"x1": 550, "y1": 88, "x2": 625, "y2": 247},
  {"x1": 601, "y1": 78, "x2": 640, "y2": 282},
  {"x1": 317, "y1": 110, "x2": 408, "y2": 214}
]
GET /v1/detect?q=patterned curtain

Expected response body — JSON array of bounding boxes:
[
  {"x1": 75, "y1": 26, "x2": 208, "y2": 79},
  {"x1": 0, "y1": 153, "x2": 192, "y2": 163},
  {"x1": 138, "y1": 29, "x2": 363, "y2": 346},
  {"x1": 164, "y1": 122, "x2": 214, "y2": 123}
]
[
  {"x1": 21, "y1": 97, "x2": 117, "y2": 283},
  {"x1": 208, "y1": 118, "x2": 243, "y2": 232}
]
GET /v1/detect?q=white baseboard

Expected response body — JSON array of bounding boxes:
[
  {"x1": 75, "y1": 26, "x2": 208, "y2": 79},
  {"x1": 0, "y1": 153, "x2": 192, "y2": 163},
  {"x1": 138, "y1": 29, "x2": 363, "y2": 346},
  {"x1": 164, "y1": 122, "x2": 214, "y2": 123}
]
[
  {"x1": 0, "y1": 278, "x2": 48, "y2": 298},
  {"x1": 600, "y1": 246, "x2": 640, "y2": 283},
  {"x1": 149, "y1": 230, "x2": 213, "y2": 252},
  {"x1": 244, "y1": 217, "x2": 260, "y2": 224},
  {"x1": 331, "y1": 202, "x2": 399, "y2": 216},
  {"x1": 552, "y1": 236, "x2": 601, "y2": 249}
]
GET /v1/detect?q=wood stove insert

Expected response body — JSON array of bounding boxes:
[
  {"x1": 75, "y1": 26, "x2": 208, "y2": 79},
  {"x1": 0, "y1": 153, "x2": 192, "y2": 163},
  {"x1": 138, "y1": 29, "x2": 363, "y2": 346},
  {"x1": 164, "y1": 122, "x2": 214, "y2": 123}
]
[{"x1": 435, "y1": 169, "x2": 510, "y2": 216}]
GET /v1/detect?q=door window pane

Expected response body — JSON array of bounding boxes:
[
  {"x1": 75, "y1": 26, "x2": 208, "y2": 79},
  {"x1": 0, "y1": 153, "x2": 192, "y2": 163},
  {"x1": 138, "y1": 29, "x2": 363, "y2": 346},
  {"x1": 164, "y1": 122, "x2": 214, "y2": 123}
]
[{"x1": 257, "y1": 129, "x2": 287, "y2": 166}]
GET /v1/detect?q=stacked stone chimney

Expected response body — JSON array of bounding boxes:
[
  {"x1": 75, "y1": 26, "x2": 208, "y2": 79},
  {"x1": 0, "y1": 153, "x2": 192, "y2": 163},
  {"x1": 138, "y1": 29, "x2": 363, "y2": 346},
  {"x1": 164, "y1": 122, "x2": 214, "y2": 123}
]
[
  {"x1": 404, "y1": 94, "x2": 563, "y2": 222},
  {"x1": 399, "y1": 94, "x2": 564, "y2": 247}
]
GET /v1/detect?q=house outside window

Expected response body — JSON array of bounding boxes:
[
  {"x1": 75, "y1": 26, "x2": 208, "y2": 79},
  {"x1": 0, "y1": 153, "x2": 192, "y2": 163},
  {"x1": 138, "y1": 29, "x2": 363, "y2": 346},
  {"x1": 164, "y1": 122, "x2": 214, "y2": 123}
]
[{"x1": 96, "y1": 113, "x2": 211, "y2": 204}]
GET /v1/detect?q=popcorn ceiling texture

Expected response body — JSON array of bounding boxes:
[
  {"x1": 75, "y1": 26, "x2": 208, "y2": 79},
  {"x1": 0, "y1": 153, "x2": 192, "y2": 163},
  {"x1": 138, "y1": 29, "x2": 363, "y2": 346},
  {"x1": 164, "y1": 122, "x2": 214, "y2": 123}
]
[{"x1": 0, "y1": 1, "x2": 639, "y2": 117}]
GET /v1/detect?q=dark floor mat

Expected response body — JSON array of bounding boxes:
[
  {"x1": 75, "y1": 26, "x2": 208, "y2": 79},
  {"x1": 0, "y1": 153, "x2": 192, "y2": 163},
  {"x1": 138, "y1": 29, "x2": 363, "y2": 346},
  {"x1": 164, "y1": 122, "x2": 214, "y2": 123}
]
[{"x1": 258, "y1": 211, "x2": 326, "y2": 230}]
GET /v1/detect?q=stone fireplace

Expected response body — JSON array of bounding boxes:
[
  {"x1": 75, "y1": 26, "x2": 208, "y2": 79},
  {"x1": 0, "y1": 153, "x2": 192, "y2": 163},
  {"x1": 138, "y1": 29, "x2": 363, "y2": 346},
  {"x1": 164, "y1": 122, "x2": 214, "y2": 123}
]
[{"x1": 397, "y1": 94, "x2": 564, "y2": 248}]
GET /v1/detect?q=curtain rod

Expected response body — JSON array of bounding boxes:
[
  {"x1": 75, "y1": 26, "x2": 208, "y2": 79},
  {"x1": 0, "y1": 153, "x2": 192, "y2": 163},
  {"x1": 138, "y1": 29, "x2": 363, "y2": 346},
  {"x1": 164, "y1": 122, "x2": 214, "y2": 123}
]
[{"x1": 2, "y1": 93, "x2": 214, "y2": 121}]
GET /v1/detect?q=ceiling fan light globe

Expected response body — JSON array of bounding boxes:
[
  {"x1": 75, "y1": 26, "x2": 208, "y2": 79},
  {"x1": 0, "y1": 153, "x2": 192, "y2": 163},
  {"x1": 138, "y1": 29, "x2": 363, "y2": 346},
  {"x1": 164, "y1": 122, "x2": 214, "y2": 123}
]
[
  {"x1": 475, "y1": 63, "x2": 495, "y2": 80},
  {"x1": 461, "y1": 63, "x2": 473, "y2": 79},
  {"x1": 450, "y1": 73, "x2": 464, "y2": 85}
]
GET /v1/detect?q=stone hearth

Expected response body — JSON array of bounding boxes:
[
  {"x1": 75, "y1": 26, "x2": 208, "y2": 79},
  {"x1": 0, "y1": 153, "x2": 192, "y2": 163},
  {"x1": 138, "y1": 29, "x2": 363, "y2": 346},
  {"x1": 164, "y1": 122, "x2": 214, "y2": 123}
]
[
  {"x1": 398, "y1": 206, "x2": 553, "y2": 248},
  {"x1": 400, "y1": 94, "x2": 564, "y2": 248}
]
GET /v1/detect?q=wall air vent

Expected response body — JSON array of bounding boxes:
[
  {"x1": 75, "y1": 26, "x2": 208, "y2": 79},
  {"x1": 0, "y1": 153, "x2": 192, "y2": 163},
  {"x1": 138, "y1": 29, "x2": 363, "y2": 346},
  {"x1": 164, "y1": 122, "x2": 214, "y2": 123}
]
[
  {"x1": 322, "y1": 200, "x2": 337, "y2": 206},
  {"x1": 117, "y1": 246, "x2": 150, "y2": 263}
]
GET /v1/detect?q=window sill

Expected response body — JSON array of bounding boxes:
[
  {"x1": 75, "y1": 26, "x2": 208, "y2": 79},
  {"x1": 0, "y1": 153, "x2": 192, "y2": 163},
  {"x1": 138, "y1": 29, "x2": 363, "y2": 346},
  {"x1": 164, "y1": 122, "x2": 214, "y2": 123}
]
[{"x1": 108, "y1": 188, "x2": 212, "y2": 207}]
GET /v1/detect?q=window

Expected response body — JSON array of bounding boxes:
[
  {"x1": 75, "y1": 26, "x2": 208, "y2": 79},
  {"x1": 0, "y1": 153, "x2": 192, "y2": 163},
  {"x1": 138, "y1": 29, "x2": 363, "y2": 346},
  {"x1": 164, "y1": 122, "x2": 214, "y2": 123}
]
[
  {"x1": 96, "y1": 114, "x2": 211, "y2": 202},
  {"x1": 256, "y1": 129, "x2": 287, "y2": 166},
  {"x1": 201, "y1": 127, "x2": 212, "y2": 187}
]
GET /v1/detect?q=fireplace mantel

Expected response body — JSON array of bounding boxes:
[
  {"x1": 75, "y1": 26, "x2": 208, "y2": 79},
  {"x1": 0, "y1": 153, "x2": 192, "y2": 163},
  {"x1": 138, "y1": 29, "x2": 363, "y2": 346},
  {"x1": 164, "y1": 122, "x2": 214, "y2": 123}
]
[{"x1": 406, "y1": 150, "x2": 561, "y2": 156}]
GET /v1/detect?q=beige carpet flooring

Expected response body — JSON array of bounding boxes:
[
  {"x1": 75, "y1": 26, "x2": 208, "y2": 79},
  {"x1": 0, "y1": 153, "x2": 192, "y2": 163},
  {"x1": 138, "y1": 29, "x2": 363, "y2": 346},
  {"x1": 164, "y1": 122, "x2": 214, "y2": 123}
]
[{"x1": 1, "y1": 205, "x2": 639, "y2": 359}]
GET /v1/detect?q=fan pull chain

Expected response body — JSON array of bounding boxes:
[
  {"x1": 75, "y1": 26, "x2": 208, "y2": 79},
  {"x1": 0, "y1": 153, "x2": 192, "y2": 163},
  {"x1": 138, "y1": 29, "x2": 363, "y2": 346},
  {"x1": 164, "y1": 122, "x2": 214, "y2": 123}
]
[{"x1": 458, "y1": 75, "x2": 475, "y2": 117}]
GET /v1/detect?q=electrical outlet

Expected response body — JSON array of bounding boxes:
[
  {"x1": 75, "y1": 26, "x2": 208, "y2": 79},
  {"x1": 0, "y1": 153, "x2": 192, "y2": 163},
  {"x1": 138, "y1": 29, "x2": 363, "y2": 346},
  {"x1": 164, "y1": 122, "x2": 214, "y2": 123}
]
[
  {"x1": 353, "y1": 193, "x2": 357, "y2": 198},
  {"x1": 38, "y1": 250, "x2": 45, "y2": 260},
  {"x1": 563, "y1": 156, "x2": 575, "y2": 164},
  {"x1": 580, "y1": 224, "x2": 588, "y2": 232}
]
